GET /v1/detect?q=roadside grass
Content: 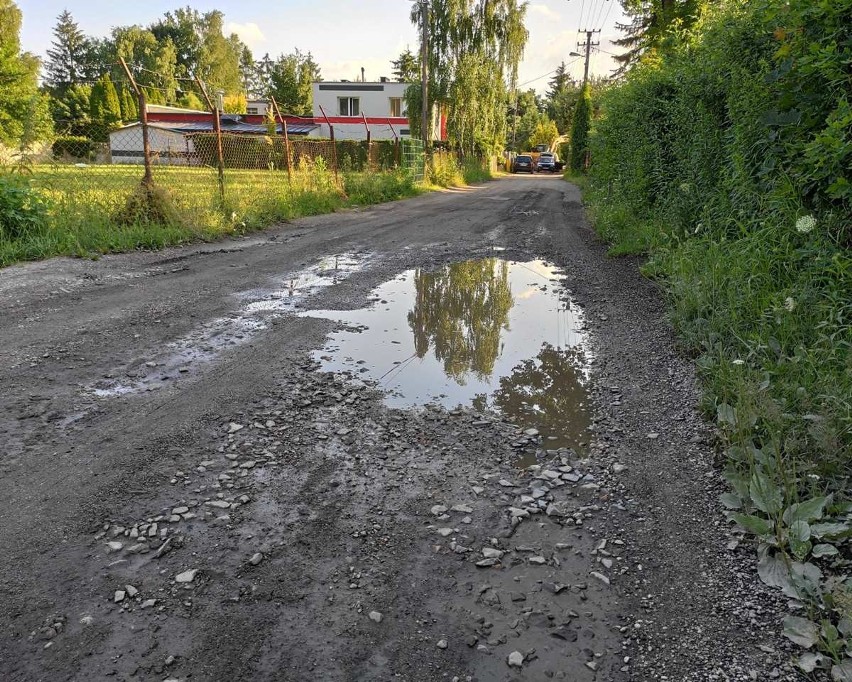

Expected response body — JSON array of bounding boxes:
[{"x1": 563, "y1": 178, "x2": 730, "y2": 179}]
[
  {"x1": 427, "y1": 152, "x2": 492, "y2": 188},
  {"x1": 0, "y1": 164, "x2": 423, "y2": 267}
]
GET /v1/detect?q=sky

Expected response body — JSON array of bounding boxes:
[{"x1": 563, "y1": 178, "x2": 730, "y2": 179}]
[{"x1": 17, "y1": 0, "x2": 627, "y2": 94}]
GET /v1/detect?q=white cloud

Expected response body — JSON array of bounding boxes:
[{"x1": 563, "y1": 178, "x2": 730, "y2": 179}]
[
  {"x1": 224, "y1": 22, "x2": 266, "y2": 50},
  {"x1": 529, "y1": 4, "x2": 561, "y2": 21}
]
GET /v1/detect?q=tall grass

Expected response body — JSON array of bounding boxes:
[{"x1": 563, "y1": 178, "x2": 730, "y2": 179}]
[
  {"x1": 427, "y1": 151, "x2": 492, "y2": 187},
  {"x1": 0, "y1": 162, "x2": 421, "y2": 267}
]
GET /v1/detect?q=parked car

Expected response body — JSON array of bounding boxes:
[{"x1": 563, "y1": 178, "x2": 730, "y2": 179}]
[
  {"x1": 537, "y1": 153, "x2": 557, "y2": 172},
  {"x1": 512, "y1": 154, "x2": 535, "y2": 173}
]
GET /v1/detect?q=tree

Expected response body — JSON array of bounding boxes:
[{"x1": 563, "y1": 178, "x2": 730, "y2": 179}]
[
  {"x1": 529, "y1": 117, "x2": 559, "y2": 149},
  {"x1": 0, "y1": 0, "x2": 52, "y2": 146},
  {"x1": 569, "y1": 83, "x2": 592, "y2": 172},
  {"x1": 111, "y1": 26, "x2": 178, "y2": 104},
  {"x1": 257, "y1": 50, "x2": 319, "y2": 116},
  {"x1": 44, "y1": 10, "x2": 90, "y2": 93},
  {"x1": 89, "y1": 73, "x2": 121, "y2": 126},
  {"x1": 119, "y1": 85, "x2": 137, "y2": 121},
  {"x1": 391, "y1": 48, "x2": 419, "y2": 82},
  {"x1": 49, "y1": 84, "x2": 91, "y2": 132},
  {"x1": 614, "y1": 0, "x2": 707, "y2": 70},
  {"x1": 410, "y1": 0, "x2": 529, "y2": 155},
  {"x1": 545, "y1": 62, "x2": 580, "y2": 134}
]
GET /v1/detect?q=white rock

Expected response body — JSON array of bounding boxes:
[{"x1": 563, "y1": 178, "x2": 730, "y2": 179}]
[
  {"x1": 205, "y1": 500, "x2": 231, "y2": 509},
  {"x1": 227, "y1": 422, "x2": 244, "y2": 433},
  {"x1": 368, "y1": 611, "x2": 383, "y2": 623},
  {"x1": 508, "y1": 651, "x2": 524, "y2": 667},
  {"x1": 106, "y1": 541, "x2": 123, "y2": 552},
  {"x1": 590, "y1": 571, "x2": 610, "y2": 585},
  {"x1": 430, "y1": 505, "x2": 448, "y2": 516},
  {"x1": 113, "y1": 590, "x2": 126, "y2": 603},
  {"x1": 523, "y1": 428, "x2": 539, "y2": 437},
  {"x1": 437, "y1": 528, "x2": 454, "y2": 537},
  {"x1": 249, "y1": 553, "x2": 263, "y2": 566},
  {"x1": 450, "y1": 504, "x2": 473, "y2": 513},
  {"x1": 482, "y1": 547, "x2": 504, "y2": 559},
  {"x1": 175, "y1": 569, "x2": 198, "y2": 583},
  {"x1": 436, "y1": 639, "x2": 448, "y2": 649},
  {"x1": 125, "y1": 585, "x2": 138, "y2": 598}
]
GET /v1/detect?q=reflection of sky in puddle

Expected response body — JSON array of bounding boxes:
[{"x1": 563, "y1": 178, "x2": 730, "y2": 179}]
[{"x1": 304, "y1": 258, "x2": 594, "y2": 451}]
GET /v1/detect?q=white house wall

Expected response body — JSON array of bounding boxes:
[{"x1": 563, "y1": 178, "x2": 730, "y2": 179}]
[{"x1": 109, "y1": 126, "x2": 195, "y2": 165}]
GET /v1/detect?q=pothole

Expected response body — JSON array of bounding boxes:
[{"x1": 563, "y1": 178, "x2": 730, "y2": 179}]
[
  {"x1": 89, "y1": 253, "x2": 368, "y2": 398},
  {"x1": 303, "y1": 257, "x2": 594, "y2": 460}
]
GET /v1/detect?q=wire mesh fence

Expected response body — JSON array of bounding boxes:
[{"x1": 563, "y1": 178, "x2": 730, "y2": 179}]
[{"x1": 6, "y1": 112, "x2": 418, "y2": 236}]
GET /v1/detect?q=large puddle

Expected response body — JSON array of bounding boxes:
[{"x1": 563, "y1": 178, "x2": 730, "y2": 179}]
[{"x1": 304, "y1": 258, "x2": 594, "y2": 454}]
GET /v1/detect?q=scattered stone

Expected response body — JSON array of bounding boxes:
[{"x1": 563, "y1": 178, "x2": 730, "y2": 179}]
[
  {"x1": 227, "y1": 423, "x2": 244, "y2": 433},
  {"x1": 523, "y1": 428, "x2": 539, "y2": 437},
  {"x1": 175, "y1": 569, "x2": 198, "y2": 584},
  {"x1": 437, "y1": 639, "x2": 448, "y2": 649},
  {"x1": 368, "y1": 611, "x2": 383, "y2": 623},
  {"x1": 482, "y1": 547, "x2": 504, "y2": 559},
  {"x1": 249, "y1": 553, "x2": 264, "y2": 566},
  {"x1": 508, "y1": 651, "x2": 524, "y2": 668},
  {"x1": 106, "y1": 541, "x2": 123, "y2": 552},
  {"x1": 113, "y1": 590, "x2": 126, "y2": 603},
  {"x1": 450, "y1": 504, "x2": 473, "y2": 513},
  {"x1": 437, "y1": 528, "x2": 454, "y2": 537},
  {"x1": 646, "y1": 433, "x2": 659, "y2": 440},
  {"x1": 476, "y1": 558, "x2": 498, "y2": 568},
  {"x1": 205, "y1": 500, "x2": 231, "y2": 509},
  {"x1": 611, "y1": 463, "x2": 628, "y2": 474},
  {"x1": 590, "y1": 571, "x2": 610, "y2": 585},
  {"x1": 431, "y1": 505, "x2": 448, "y2": 516},
  {"x1": 528, "y1": 556, "x2": 546, "y2": 565},
  {"x1": 125, "y1": 585, "x2": 138, "y2": 598}
]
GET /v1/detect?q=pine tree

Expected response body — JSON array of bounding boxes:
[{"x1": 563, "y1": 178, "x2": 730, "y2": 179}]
[
  {"x1": 45, "y1": 10, "x2": 89, "y2": 93},
  {"x1": 613, "y1": 0, "x2": 706, "y2": 70},
  {"x1": 120, "y1": 86, "x2": 137, "y2": 121},
  {"x1": 391, "y1": 48, "x2": 419, "y2": 83},
  {"x1": 90, "y1": 73, "x2": 121, "y2": 126}
]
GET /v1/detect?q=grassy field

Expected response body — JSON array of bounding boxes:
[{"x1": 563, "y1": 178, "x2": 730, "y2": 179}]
[{"x1": 1, "y1": 161, "x2": 424, "y2": 266}]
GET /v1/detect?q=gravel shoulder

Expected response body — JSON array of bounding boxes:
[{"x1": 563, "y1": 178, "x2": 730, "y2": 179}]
[{"x1": 0, "y1": 176, "x2": 800, "y2": 681}]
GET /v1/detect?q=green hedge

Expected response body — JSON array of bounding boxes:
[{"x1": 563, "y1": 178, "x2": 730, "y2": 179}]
[
  {"x1": 52, "y1": 135, "x2": 95, "y2": 160},
  {"x1": 587, "y1": 0, "x2": 851, "y2": 488}
]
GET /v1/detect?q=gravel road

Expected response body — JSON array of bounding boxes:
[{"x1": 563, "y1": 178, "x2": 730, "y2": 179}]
[{"x1": 0, "y1": 176, "x2": 802, "y2": 681}]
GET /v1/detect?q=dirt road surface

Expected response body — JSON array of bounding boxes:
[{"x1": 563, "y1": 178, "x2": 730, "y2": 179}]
[{"x1": 1, "y1": 176, "x2": 800, "y2": 681}]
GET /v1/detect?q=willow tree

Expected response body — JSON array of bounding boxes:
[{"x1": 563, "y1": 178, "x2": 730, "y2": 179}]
[{"x1": 409, "y1": 0, "x2": 529, "y2": 156}]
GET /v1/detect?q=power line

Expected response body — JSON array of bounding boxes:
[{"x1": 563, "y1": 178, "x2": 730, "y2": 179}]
[{"x1": 516, "y1": 56, "x2": 583, "y2": 88}]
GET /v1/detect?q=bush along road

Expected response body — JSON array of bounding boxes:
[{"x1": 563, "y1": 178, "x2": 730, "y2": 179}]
[{"x1": 0, "y1": 175, "x2": 823, "y2": 680}]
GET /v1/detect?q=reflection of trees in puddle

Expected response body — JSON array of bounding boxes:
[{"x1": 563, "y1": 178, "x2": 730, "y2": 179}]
[
  {"x1": 493, "y1": 343, "x2": 591, "y2": 448},
  {"x1": 408, "y1": 259, "x2": 513, "y2": 384}
]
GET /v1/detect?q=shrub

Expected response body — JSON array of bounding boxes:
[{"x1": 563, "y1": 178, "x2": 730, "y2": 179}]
[
  {"x1": 52, "y1": 135, "x2": 94, "y2": 160},
  {"x1": 569, "y1": 84, "x2": 592, "y2": 172},
  {"x1": 0, "y1": 175, "x2": 48, "y2": 241}
]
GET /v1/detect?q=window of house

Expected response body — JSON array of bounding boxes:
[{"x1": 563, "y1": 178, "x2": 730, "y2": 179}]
[
  {"x1": 338, "y1": 97, "x2": 360, "y2": 117},
  {"x1": 389, "y1": 97, "x2": 403, "y2": 117},
  {"x1": 246, "y1": 107, "x2": 258, "y2": 115}
]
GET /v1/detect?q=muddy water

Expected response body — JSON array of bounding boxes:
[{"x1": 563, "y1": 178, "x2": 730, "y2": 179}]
[
  {"x1": 90, "y1": 253, "x2": 367, "y2": 398},
  {"x1": 305, "y1": 258, "x2": 594, "y2": 453}
]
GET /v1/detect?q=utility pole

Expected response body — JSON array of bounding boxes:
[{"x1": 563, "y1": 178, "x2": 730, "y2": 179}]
[
  {"x1": 577, "y1": 29, "x2": 600, "y2": 86},
  {"x1": 420, "y1": 0, "x2": 429, "y2": 149}
]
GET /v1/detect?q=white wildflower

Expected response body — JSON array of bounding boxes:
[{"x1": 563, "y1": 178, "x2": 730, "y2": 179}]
[
  {"x1": 732, "y1": 359, "x2": 745, "y2": 366},
  {"x1": 796, "y1": 215, "x2": 816, "y2": 233},
  {"x1": 784, "y1": 297, "x2": 797, "y2": 312}
]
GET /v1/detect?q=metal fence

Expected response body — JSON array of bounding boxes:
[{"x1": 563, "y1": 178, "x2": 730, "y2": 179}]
[{"x1": 7, "y1": 111, "x2": 425, "y2": 233}]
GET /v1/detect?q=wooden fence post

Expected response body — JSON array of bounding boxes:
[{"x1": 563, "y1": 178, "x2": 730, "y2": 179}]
[
  {"x1": 118, "y1": 58, "x2": 152, "y2": 185},
  {"x1": 318, "y1": 105, "x2": 340, "y2": 186}
]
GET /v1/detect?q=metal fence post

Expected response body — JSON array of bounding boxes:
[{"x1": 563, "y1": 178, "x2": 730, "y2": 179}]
[
  {"x1": 119, "y1": 57, "x2": 152, "y2": 185},
  {"x1": 270, "y1": 97, "x2": 292, "y2": 185},
  {"x1": 318, "y1": 105, "x2": 340, "y2": 186},
  {"x1": 195, "y1": 76, "x2": 226, "y2": 208}
]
